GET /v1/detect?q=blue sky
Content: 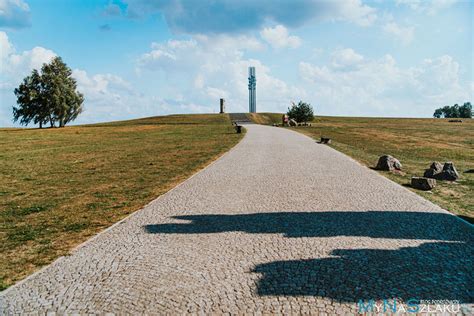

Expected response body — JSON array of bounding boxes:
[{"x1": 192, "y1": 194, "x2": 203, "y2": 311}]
[{"x1": 0, "y1": 0, "x2": 472, "y2": 126}]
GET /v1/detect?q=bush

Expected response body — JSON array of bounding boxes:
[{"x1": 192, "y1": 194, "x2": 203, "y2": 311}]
[{"x1": 287, "y1": 101, "x2": 314, "y2": 123}]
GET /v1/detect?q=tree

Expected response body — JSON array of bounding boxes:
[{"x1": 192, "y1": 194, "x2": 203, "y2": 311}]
[
  {"x1": 459, "y1": 102, "x2": 472, "y2": 118},
  {"x1": 13, "y1": 70, "x2": 49, "y2": 128},
  {"x1": 287, "y1": 101, "x2": 314, "y2": 123},
  {"x1": 12, "y1": 56, "x2": 83, "y2": 128},
  {"x1": 41, "y1": 57, "x2": 83, "y2": 127},
  {"x1": 433, "y1": 108, "x2": 443, "y2": 118},
  {"x1": 451, "y1": 104, "x2": 460, "y2": 118},
  {"x1": 433, "y1": 103, "x2": 472, "y2": 118}
]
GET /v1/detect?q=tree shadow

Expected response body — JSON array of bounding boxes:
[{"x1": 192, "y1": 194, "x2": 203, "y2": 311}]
[
  {"x1": 253, "y1": 242, "x2": 473, "y2": 303},
  {"x1": 144, "y1": 211, "x2": 472, "y2": 242}
]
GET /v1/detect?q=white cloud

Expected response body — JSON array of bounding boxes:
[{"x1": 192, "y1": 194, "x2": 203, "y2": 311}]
[
  {"x1": 299, "y1": 49, "x2": 469, "y2": 117},
  {"x1": 260, "y1": 25, "x2": 301, "y2": 49},
  {"x1": 7, "y1": 47, "x2": 57, "y2": 75},
  {"x1": 334, "y1": 0, "x2": 377, "y2": 26},
  {"x1": 396, "y1": 0, "x2": 458, "y2": 15},
  {"x1": 137, "y1": 34, "x2": 305, "y2": 113},
  {"x1": 0, "y1": 32, "x2": 56, "y2": 79},
  {"x1": 0, "y1": 0, "x2": 30, "y2": 28},
  {"x1": 137, "y1": 35, "x2": 264, "y2": 73},
  {"x1": 71, "y1": 69, "x2": 167, "y2": 124},
  {"x1": 0, "y1": 30, "x2": 14, "y2": 59},
  {"x1": 72, "y1": 70, "x2": 135, "y2": 101},
  {"x1": 331, "y1": 48, "x2": 364, "y2": 69},
  {"x1": 383, "y1": 22, "x2": 415, "y2": 45}
]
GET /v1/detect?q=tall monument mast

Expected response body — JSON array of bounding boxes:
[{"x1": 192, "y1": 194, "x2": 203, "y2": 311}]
[{"x1": 248, "y1": 67, "x2": 256, "y2": 113}]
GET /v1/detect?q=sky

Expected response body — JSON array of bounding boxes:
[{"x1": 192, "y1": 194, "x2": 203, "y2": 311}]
[{"x1": 0, "y1": 0, "x2": 473, "y2": 126}]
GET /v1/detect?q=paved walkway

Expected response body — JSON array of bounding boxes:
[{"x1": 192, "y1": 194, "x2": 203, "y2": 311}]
[{"x1": 1, "y1": 124, "x2": 473, "y2": 314}]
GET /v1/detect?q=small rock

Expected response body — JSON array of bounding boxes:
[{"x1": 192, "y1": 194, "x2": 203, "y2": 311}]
[
  {"x1": 424, "y1": 161, "x2": 459, "y2": 181},
  {"x1": 429, "y1": 161, "x2": 443, "y2": 172},
  {"x1": 411, "y1": 177, "x2": 436, "y2": 191},
  {"x1": 320, "y1": 137, "x2": 331, "y2": 144},
  {"x1": 438, "y1": 162, "x2": 459, "y2": 181},
  {"x1": 375, "y1": 155, "x2": 402, "y2": 171},
  {"x1": 423, "y1": 161, "x2": 443, "y2": 178}
]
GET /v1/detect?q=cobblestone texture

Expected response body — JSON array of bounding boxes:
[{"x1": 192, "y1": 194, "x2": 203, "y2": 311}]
[{"x1": 1, "y1": 124, "x2": 473, "y2": 314}]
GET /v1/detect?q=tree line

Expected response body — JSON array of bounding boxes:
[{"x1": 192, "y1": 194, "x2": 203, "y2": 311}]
[
  {"x1": 13, "y1": 56, "x2": 84, "y2": 128},
  {"x1": 433, "y1": 102, "x2": 472, "y2": 119}
]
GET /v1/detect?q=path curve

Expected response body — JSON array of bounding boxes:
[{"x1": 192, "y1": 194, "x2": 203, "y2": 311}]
[{"x1": 1, "y1": 124, "x2": 472, "y2": 314}]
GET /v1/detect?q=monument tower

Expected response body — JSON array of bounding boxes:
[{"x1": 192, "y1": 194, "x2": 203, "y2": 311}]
[{"x1": 248, "y1": 67, "x2": 256, "y2": 113}]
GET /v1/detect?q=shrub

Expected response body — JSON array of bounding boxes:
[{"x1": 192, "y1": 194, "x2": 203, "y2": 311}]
[{"x1": 287, "y1": 101, "x2": 314, "y2": 123}]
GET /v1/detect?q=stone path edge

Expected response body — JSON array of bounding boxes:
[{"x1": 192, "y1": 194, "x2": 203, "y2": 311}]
[
  {"x1": 0, "y1": 127, "x2": 248, "y2": 295},
  {"x1": 283, "y1": 126, "x2": 473, "y2": 227}
]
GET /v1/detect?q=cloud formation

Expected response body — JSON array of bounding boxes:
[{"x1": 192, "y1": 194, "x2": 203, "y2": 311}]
[
  {"x1": 299, "y1": 49, "x2": 469, "y2": 117},
  {"x1": 122, "y1": 0, "x2": 377, "y2": 34},
  {"x1": 396, "y1": 0, "x2": 458, "y2": 15},
  {"x1": 137, "y1": 34, "x2": 305, "y2": 113},
  {"x1": 71, "y1": 69, "x2": 168, "y2": 124},
  {"x1": 383, "y1": 22, "x2": 415, "y2": 45},
  {"x1": 330, "y1": 48, "x2": 364, "y2": 69},
  {"x1": 260, "y1": 25, "x2": 301, "y2": 49},
  {"x1": 0, "y1": 0, "x2": 31, "y2": 28},
  {"x1": 0, "y1": 32, "x2": 56, "y2": 80}
]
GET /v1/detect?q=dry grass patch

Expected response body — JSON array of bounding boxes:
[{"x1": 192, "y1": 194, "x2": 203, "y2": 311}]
[
  {"x1": 247, "y1": 113, "x2": 282, "y2": 125},
  {"x1": 0, "y1": 114, "x2": 243, "y2": 290}
]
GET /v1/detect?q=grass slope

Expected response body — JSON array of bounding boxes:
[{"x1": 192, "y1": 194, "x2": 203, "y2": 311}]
[
  {"x1": 251, "y1": 114, "x2": 473, "y2": 222},
  {"x1": 0, "y1": 114, "x2": 243, "y2": 290}
]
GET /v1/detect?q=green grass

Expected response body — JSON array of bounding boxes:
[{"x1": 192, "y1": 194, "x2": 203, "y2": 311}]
[
  {"x1": 0, "y1": 113, "x2": 243, "y2": 290},
  {"x1": 250, "y1": 114, "x2": 473, "y2": 223}
]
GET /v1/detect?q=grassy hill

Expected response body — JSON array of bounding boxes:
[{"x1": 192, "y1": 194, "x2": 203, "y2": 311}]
[
  {"x1": 250, "y1": 114, "x2": 473, "y2": 223},
  {"x1": 0, "y1": 114, "x2": 243, "y2": 290}
]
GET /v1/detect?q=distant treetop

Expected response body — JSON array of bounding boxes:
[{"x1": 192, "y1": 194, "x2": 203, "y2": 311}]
[{"x1": 433, "y1": 102, "x2": 472, "y2": 119}]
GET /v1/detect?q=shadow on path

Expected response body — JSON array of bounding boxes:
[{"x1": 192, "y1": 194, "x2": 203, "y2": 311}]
[
  {"x1": 144, "y1": 211, "x2": 473, "y2": 303},
  {"x1": 254, "y1": 242, "x2": 473, "y2": 303},
  {"x1": 144, "y1": 211, "x2": 472, "y2": 242}
]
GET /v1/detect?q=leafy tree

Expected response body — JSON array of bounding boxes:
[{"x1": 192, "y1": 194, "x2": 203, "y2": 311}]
[
  {"x1": 12, "y1": 56, "x2": 83, "y2": 128},
  {"x1": 41, "y1": 57, "x2": 83, "y2": 127},
  {"x1": 451, "y1": 104, "x2": 461, "y2": 118},
  {"x1": 13, "y1": 70, "x2": 49, "y2": 128},
  {"x1": 459, "y1": 102, "x2": 472, "y2": 118},
  {"x1": 433, "y1": 108, "x2": 443, "y2": 118},
  {"x1": 287, "y1": 101, "x2": 314, "y2": 123},
  {"x1": 433, "y1": 103, "x2": 472, "y2": 118}
]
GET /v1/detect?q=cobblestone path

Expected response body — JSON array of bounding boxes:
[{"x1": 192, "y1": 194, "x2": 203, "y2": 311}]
[{"x1": 1, "y1": 124, "x2": 472, "y2": 314}]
